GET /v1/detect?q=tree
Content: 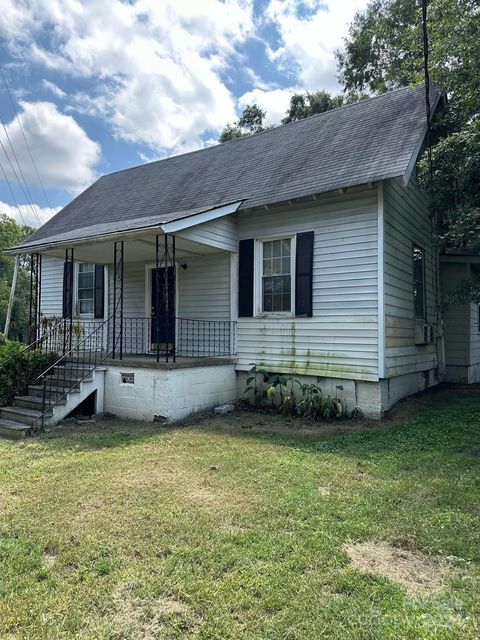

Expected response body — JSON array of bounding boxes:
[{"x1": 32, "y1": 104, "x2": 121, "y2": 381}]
[
  {"x1": 219, "y1": 104, "x2": 269, "y2": 142},
  {"x1": 337, "y1": 0, "x2": 480, "y2": 263},
  {"x1": 0, "y1": 214, "x2": 33, "y2": 341},
  {"x1": 282, "y1": 90, "x2": 344, "y2": 124}
]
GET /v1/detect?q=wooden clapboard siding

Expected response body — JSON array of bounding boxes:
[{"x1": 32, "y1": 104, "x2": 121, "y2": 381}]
[
  {"x1": 440, "y1": 262, "x2": 470, "y2": 367},
  {"x1": 236, "y1": 186, "x2": 379, "y2": 380},
  {"x1": 40, "y1": 254, "x2": 64, "y2": 317},
  {"x1": 469, "y1": 300, "x2": 480, "y2": 367},
  {"x1": 175, "y1": 217, "x2": 237, "y2": 252},
  {"x1": 383, "y1": 178, "x2": 438, "y2": 377}
]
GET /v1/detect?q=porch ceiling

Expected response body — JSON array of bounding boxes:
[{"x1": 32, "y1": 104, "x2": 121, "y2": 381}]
[{"x1": 40, "y1": 231, "x2": 227, "y2": 264}]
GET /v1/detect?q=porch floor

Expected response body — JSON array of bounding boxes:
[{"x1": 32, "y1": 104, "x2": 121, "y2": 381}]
[{"x1": 100, "y1": 355, "x2": 237, "y2": 370}]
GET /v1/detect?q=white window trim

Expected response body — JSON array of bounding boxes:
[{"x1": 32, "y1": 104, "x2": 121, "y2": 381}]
[{"x1": 254, "y1": 235, "x2": 296, "y2": 318}]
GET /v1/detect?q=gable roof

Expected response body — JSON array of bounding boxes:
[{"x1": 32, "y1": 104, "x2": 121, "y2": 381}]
[{"x1": 18, "y1": 84, "x2": 440, "y2": 251}]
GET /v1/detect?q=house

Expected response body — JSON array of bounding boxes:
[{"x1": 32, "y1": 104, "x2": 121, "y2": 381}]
[{"x1": 2, "y1": 84, "x2": 478, "y2": 436}]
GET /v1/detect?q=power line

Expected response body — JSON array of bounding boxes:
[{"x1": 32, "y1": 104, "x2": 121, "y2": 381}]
[
  {"x1": 1, "y1": 67, "x2": 54, "y2": 216},
  {"x1": 0, "y1": 93, "x2": 42, "y2": 225},
  {"x1": 0, "y1": 132, "x2": 41, "y2": 225},
  {"x1": 0, "y1": 155, "x2": 27, "y2": 226}
]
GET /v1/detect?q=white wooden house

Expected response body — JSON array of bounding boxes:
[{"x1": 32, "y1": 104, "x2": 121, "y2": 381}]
[{"x1": 2, "y1": 84, "x2": 478, "y2": 436}]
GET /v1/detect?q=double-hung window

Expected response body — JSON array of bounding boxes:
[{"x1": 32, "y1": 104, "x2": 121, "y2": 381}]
[
  {"x1": 260, "y1": 237, "x2": 294, "y2": 313},
  {"x1": 77, "y1": 263, "x2": 95, "y2": 315}
]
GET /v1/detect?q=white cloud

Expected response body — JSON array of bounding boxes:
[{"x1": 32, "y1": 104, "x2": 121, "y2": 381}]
[
  {"x1": 42, "y1": 79, "x2": 66, "y2": 98},
  {"x1": 0, "y1": 200, "x2": 60, "y2": 228},
  {"x1": 0, "y1": 101, "x2": 101, "y2": 193},
  {"x1": 265, "y1": 0, "x2": 370, "y2": 91},
  {"x1": 238, "y1": 87, "x2": 295, "y2": 126},
  {"x1": 0, "y1": 0, "x2": 255, "y2": 154}
]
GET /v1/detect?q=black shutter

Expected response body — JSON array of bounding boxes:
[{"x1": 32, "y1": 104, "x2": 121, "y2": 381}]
[
  {"x1": 238, "y1": 238, "x2": 254, "y2": 317},
  {"x1": 94, "y1": 265, "x2": 105, "y2": 319},
  {"x1": 62, "y1": 261, "x2": 73, "y2": 318},
  {"x1": 295, "y1": 231, "x2": 314, "y2": 317}
]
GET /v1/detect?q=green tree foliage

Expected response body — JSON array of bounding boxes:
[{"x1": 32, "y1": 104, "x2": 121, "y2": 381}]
[
  {"x1": 0, "y1": 214, "x2": 33, "y2": 341},
  {"x1": 337, "y1": 0, "x2": 480, "y2": 259},
  {"x1": 219, "y1": 104, "x2": 269, "y2": 142},
  {"x1": 281, "y1": 90, "x2": 344, "y2": 124}
]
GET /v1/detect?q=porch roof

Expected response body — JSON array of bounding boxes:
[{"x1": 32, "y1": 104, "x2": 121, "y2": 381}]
[{"x1": 12, "y1": 84, "x2": 441, "y2": 254}]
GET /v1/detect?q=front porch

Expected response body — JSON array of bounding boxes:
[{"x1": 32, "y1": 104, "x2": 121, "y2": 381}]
[{"x1": 33, "y1": 226, "x2": 239, "y2": 364}]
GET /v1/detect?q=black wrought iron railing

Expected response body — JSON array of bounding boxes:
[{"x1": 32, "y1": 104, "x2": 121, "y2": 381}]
[
  {"x1": 34, "y1": 315, "x2": 115, "y2": 430},
  {"x1": 119, "y1": 317, "x2": 236, "y2": 359},
  {"x1": 0, "y1": 318, "x2": 66, "y2": 405},
  {"x1": 38, "y1": 316, "x2": 237, "y2": 362}
]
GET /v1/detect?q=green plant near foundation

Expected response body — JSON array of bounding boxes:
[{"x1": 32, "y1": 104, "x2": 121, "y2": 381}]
[{"x1": 244, "y1": 364, "x2": 351, "y2": 420}]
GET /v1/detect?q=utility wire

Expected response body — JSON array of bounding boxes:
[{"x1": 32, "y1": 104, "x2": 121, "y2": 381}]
[
  {"x1": 0, "y1": 102, "x2": 42, "y2": 225},
  {"x1": 0, "y1": 155, "x2": 27, "y2": 226},
  {"x1": 0, "y1": 133, "x2": 41, "y2": 226},
  {"x1": 1, "y1": 67, "x2": 54, "y2": 215},
  {"x1": 421, "y1": 0, "x2": 434, "y2": 187}
]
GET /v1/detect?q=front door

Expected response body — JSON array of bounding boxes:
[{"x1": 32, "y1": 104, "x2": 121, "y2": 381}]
[{"x1": 150, "y1": 267, "x2": 175, "y2": 350}]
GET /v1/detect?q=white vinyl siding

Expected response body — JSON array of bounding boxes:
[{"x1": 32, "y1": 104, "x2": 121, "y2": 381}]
[
  {"x1": 237, "y1": 186, "x2": 379, "y2": 381},
  {"x1": 40, "y1": 255, "x2": 64, "y2": 317},
  {"x1": 175, "y1": 217, "x2": 237, "y2": 252},
  {"x1": 177, "y1": 252, "x2": 230, "y2": 320},
  {"x1": 383, "y1": 178, "x2": 438, "y2": 377}
]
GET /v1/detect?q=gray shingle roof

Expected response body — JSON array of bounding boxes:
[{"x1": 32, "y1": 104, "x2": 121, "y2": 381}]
[{"x1": 20, "y1": 84, "x2": 438, "y2": 250}]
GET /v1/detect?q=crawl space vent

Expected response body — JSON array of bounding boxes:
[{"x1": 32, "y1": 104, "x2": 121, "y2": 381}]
[{"x1": 121, "y1": 372, "x2": 135, "y2": 384}]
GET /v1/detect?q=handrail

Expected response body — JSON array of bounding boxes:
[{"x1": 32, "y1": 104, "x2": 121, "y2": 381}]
[
  {"x1": 37, "y1": 315, "x2": 112, "y2": 381},
  {"x1": 34, "y1": 315, "x2": 116, "y2": 431},
  {"x1": 0, "y1": 318, "x2": 65, "y2": 369}
]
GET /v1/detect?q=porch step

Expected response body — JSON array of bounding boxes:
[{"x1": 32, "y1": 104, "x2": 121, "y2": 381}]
[
  {"x1": 0, "y1": 418, "x2": 31, "y2": 440},
  {"x1": 14, "y1": 395, "x2": 66, "y2": 411},
  {"x1": 0, "y1": 405, "x2": 52, "y2": 427},
  {"x1": 28, "y1": 384, "x2": 80, "y2": 399}
]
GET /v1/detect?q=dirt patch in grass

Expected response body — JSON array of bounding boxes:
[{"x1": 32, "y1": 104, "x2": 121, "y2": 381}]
[
  {"x1": 107, "y1": 583, "x2": 200, "y2": 639},
  {"x1": 345, "y1": 541, "x2": 458, "y2": 597}
]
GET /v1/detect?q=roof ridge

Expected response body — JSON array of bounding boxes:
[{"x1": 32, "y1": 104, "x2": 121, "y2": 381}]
[{"x1": 100, "y1": 84, "x2": 426, "y2": 181}]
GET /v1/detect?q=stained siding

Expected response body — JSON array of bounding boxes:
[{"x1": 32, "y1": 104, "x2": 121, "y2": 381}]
[
  {"x1": 383, "y1": 178, "x2": 438, "y2": 377},
  {"x1": 236, "y1": 187, "x2": 379, "y2": 381},
  {"x1": 441, "y1": 262, "x2": 470, "y2": 368}
]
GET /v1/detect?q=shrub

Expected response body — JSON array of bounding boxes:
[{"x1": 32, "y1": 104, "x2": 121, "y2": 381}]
[
  {"x1": 0, "y1": 342, "x2": 57, "y2": 406},
  {"x1": 244, "y1": 363, "x2": 353, "y2": 420}
]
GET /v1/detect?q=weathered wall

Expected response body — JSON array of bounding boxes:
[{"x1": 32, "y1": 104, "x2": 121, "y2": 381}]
[
  {"x1": 383, "y1": 177, "x2": 439, "y2": 378},
  {"x1": 236, "y1": 186, "x2": 379, "y2": 381},
  {"x1": 104, "y1": 362, "x2": 237, "y2": 421}
]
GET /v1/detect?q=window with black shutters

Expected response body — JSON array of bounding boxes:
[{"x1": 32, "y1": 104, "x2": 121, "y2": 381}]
[
  {"x1": 413, "y1": 244, "x2": 426, "y2": 319},
  {"x1": 261, "y1": 238, "x2": 292, "y2": 313}
]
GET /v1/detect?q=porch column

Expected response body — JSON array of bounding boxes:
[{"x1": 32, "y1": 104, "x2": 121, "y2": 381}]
[
  {"x1": 154, "y1": 233, "x2": 176, "y2": 363},
  {"x1": 63, "y1": 248, "x2": 74, "y2": 352},
  {"x1": 112, "y1": 240, "x2": 124, "y2": 360},
  {"x1": 28, "y1": 252, "x2": 42, "y2": 343}
]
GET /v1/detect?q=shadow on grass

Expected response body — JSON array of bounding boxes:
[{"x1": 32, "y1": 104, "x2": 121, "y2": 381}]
[{"x1": 35, "y1": 385, "x2": 480, "y2": 467}]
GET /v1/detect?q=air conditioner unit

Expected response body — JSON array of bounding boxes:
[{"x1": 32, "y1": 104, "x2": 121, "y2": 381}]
[{"x1": 415, "y1": 323, "x2": 434, "y2": 345}]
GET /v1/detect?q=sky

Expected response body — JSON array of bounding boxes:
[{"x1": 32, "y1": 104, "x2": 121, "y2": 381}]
[{"x1": 0, "y1": 0, "x2": 369, "y2": 228}]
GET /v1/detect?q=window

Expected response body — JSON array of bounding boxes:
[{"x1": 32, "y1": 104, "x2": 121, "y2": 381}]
[
  {"x1": 413, "y1": 244, "x2": 425, "y2": 319},
  {"x1": 77, "y1": 263, "x2": 95, "y2": 315},
  {"x1": 261, "y1": 238, "x2": 292, "y2": 313}
]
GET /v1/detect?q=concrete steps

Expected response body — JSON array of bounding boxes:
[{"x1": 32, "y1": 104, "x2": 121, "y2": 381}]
[{"x1": 0, "y1": 363, "x2": 105, "y2": 439}]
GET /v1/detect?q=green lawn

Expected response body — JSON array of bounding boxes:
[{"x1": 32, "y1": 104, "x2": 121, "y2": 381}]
[{"x1": 0, "y1": 387, "x2": 479, "y2": 639}]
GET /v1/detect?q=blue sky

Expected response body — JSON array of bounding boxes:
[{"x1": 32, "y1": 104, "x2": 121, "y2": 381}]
[{"x1": 0, "y1": 0, "x2": 368, "y2": 227}]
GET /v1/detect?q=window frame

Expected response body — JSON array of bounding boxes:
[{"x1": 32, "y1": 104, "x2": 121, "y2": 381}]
[
  {"x1": 254, "y1": 235, "x2": 296, "y2": 317},
  {"x1": 412, "y1": 243, "x2": 426, "y2": 320}
]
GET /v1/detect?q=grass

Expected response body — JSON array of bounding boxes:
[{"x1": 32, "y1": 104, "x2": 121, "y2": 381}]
[{"x1": 0, "y1": 386, "x2": 479, "y2": 639}]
